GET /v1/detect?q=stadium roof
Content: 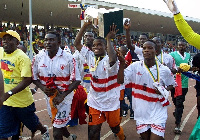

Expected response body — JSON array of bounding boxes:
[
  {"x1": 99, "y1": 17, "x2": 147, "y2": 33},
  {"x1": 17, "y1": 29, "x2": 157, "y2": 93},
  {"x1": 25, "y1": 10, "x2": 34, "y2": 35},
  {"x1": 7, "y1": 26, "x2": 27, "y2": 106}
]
[{"x1": 0, "y1": 0, "x2": 200, "y2": 35}]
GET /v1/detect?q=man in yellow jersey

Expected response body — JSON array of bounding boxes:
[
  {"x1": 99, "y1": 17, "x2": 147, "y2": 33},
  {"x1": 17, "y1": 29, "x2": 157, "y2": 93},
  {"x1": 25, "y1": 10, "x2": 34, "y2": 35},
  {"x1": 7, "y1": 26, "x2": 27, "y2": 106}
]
[
  {"x1": 0, "y1": 30, "x2": 50, "y2": 140},
  {"x1": 164, "y1": 0, "x2": 200, "y2": 49}
]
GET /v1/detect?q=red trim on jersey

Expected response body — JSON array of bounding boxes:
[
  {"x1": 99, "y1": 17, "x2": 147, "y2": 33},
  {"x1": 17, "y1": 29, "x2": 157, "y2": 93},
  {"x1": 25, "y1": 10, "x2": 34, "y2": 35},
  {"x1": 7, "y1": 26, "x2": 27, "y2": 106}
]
[
  {"x1": 162, "y1": 101, "x2": 170, "y2": 107},
  {"x1": 91, "y1": 82, "x2": 120, "y2": 92},
  {"x1": 133, "y1": 93, "x2": 159, "y2": 102},
  {"x1": 125, "y1": 83, "x2": 132, "y2": 88},
  {"x1": 132, "y1": 83, "x2": 156, "y2": 94},
  {"x1": 39, "y1": 76, "x2": 70, "y2": 82},
  {"x1": 91, "y1": 74, "x2": 118, "y2": 84}
]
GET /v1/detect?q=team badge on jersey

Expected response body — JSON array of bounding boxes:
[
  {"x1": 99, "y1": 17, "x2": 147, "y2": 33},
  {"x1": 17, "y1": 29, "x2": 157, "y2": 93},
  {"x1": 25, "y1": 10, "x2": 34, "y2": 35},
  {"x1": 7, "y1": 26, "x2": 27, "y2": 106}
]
[{"x1": 60, "y1": 64, "x2": 65, "y2": 70}]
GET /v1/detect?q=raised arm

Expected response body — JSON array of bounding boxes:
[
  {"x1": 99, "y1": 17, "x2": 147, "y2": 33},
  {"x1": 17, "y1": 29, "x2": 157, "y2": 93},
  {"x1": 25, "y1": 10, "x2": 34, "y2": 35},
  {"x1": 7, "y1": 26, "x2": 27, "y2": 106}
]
[
  {"x1": 115, "y1": 49, "x2": 125, "y2": 84},
  {"x1": 164, "y1": 0, "x2": 200, "y2": 49},
  {"x1": 124, "y1": 19, "x2": 135, "y2": 51},
  {"x1": 106, "y1": 24, "x2": 118, "y2": 67},
  {"x1": 74, "y1": 21, "x2": 92, "y2": 52}
]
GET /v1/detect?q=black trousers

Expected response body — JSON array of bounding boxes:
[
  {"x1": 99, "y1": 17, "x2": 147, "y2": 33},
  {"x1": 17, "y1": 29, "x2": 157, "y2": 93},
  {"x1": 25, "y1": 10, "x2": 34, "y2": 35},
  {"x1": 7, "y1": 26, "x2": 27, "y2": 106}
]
[{"x1": 171, "y1": 88, "x2": 188, "y2": 125}]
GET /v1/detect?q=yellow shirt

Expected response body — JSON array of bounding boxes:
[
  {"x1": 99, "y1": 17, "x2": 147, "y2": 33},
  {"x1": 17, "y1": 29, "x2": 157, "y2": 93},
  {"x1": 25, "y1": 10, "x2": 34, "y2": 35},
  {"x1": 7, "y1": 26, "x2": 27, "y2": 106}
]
[
  {"x1": 0, "y1": 47, "x2": 34, "y2": 107},
  {"x1": 174, "y1": 13, "x2": 200, "y2": 49}
]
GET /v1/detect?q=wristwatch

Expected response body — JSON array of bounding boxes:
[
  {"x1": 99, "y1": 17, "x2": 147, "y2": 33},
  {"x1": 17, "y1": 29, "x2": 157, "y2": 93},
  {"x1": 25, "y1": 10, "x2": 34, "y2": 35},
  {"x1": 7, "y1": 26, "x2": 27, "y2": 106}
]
[{"x1": 7, "y1": 91, "x2": 13, "y2": 95}]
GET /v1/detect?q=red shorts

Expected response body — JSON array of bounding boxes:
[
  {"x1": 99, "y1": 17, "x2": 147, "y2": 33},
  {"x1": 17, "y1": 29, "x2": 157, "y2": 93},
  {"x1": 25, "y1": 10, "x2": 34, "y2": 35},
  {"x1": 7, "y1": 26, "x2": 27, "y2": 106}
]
[{"x1": 88, "y1": 107, "x2": 120, "y2": 127}]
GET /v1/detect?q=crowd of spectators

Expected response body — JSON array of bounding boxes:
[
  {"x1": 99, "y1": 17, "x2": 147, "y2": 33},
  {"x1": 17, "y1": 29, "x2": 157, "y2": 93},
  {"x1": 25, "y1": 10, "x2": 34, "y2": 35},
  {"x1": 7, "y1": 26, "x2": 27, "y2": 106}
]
[{"x1": 0, "y1": 22, "x2": 199, "y2": 55}]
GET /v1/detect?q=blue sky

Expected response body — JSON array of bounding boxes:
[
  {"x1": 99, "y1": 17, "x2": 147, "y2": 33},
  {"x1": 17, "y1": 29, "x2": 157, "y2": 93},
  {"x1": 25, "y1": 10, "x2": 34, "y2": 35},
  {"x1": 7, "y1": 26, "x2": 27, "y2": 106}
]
[{"x1": 99, "y1": 0, "x2": 200, "y2": 19}]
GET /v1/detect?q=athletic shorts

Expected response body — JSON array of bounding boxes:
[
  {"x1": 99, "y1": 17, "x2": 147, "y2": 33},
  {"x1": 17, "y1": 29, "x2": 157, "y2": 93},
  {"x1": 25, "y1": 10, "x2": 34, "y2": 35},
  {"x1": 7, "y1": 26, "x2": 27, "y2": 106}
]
[
  {"x1": 136, "y1": 122, "x2": 165, "y2": 138},
  {"x1": 119, "y1": 89, "x2": 125, "y2": 101},
  {"x1": 0, "y1": 103, "x2": 39, "y2": 139},
  {"x1": 46, "y1": 94, "x2": 73, "y2": 128},
  {"x1": 88, "y1": 107, "x2": 120, "y2": 127}
]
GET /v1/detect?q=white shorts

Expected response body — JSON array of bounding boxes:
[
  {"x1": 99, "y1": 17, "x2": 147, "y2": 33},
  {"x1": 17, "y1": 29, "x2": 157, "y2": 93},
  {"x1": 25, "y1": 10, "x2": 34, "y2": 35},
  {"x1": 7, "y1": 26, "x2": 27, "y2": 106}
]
[
  {"x1": 46, "y1": 93, "x2": 74, "y2": 128},
  {"x1": 136, "y1": 122, "x2": 165, "y2": 138}
]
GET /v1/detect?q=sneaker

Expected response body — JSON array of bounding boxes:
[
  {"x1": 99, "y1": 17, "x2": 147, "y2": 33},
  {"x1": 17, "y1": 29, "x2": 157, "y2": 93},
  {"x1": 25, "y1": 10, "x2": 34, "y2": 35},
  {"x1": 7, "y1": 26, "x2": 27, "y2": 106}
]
[
  {"x1": 174, "y1": 127, "x2": 181, "y2": 134},
  {"x1": 123, "y1": 110, "x2": 128, "y2": 117},
  {"x1": 42, "y1": 125, "x2": 50, "y2": 140},
  {"x1": 68, "y1": 134, "x2": 77, "y2": 140},
  {"x1": 130, "y1": 113, "x2": 134, "y2": 119}
]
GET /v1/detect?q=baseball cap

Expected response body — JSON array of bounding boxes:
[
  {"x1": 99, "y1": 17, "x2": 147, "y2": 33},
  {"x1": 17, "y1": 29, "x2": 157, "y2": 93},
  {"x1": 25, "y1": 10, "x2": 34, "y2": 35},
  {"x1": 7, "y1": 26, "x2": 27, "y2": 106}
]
[{"x1": 0, "y1": 30, "x2": 21, "y2": 41}]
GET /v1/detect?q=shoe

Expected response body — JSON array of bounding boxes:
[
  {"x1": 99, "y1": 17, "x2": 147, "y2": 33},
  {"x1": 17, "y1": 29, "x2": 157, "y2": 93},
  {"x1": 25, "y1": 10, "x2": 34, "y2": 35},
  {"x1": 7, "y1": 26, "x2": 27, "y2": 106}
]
[
  {"x1": 123, "y1": 110, "x2": 127, "y2": 117},
  {"x1": 130, "y1": 113, "x2": 134, "y2": 119},
  {"x1": 42, "y1": 125, "x2": 50, "y2": 140},
  {"x1": 68, "y1": 134, "x2": 77, "y2": 140},
  {"x1": 174, "y1": 127, "x2": 181, "y2": 134}
]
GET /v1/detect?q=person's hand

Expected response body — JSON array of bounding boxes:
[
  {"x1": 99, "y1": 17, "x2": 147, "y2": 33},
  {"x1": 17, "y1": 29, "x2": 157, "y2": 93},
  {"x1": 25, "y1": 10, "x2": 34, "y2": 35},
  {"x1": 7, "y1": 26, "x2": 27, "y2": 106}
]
[
  {"x1": 155, "y1": 87, "x2": 162, "y2": 95},
  {"x1": 177, "y1": 67, "x2": 183, "y2": 73},
  {"x1": 0, "y1": 94, "x2": 9, "y2": 109},
  {"x1": 190, "y1": 67, "x2": 199, "y2": 72},
  {"x1": 106, "y1": 24, "x2": 119, "y2": 39},
  {"x1": 83, "y1": 19, "x2": 92, "y2": 27},
  {"x1": 124, "y1": 19, "x2": 131, "y2": 30},
  {"x1": 53, "y1": 94, "x2": 65, "y2": 105},
  {"x1": 42, "y1": 86, "x2": 56, "y2": 97},
  {"x1": 163, "y1": 0, "x2": 180, "y2": 15},
  {"x1": 115, "y1": 49, "x2": 125, "y2": 64}
]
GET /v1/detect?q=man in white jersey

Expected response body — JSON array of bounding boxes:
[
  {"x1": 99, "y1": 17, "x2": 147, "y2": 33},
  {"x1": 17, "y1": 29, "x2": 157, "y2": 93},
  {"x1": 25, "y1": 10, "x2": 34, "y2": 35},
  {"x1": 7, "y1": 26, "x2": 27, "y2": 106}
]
[
  {"x1": 87, "y1": 25, "x2": 126, "y2": 140},
  {"x1": 32, "y1": 31, "x2": 81, "y2": 140},
  {"x1": 124, "y1": 19, "x2": 148, "y2": 61},
  {"x1": 117, "y1": 40, "x2": 175, "y2": 140},
  {"x1": 73, "y1": 21, "x2": 95, "y2": 93},
  {"x1": 152, "y1": 37, "x2": 177, "y2": 74},
  {"x1": 70, "y1": 21, "x2": 95, "y2": 127}
]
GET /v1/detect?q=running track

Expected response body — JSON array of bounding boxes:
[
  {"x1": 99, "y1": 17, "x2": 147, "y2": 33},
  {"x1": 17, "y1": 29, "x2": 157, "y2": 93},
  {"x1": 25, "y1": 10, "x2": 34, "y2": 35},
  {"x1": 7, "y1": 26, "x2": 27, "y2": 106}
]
[{"x1": 18, "y1": 79, "x2": 197, "y2": 140}]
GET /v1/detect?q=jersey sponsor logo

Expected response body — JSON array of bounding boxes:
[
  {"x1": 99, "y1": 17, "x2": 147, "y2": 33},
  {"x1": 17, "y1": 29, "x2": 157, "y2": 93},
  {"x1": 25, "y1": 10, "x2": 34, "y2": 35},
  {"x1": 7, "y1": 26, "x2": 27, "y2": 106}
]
[
  {"x1": 1, "y1": 61, "x2": 15, "y2": 84},
  {"x1": 1, "y1": 59, "x2": 15, "y2": 67},
  {"x1": 136, "y1": 72, "x2": 142, "y2": 76},
  {"x1": 40, "y1": 64, "x2": 47, "y2": 67}
]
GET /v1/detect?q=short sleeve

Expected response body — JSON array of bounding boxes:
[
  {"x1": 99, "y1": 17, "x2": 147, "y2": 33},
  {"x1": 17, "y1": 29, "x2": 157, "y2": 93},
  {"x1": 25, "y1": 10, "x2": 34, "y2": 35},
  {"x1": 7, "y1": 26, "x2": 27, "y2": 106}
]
[
  {"x1": 134, "y1": 45, "x2": 143, "y2": 55},
  {"x1": 124, "y1": 64, "x2": 135, "y2": 85},
  {"x1": 162, "y1": 66, "x2": 175, "y2": 87},
  {"x1": 19, "y1": 55, "x2": 32, "y2": 78},
  {"x1": 69, "y1": 57, "x2": 81, "y2": 81}
]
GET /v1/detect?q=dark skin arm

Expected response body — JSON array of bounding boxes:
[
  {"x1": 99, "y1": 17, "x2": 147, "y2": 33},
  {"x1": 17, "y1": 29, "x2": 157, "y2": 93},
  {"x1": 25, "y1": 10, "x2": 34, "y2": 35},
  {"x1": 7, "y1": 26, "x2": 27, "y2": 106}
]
[
  {"x1": 0, "y1": 77, "x2": 32, "y2": 109},
  {"x1": 33, "y1": 80, "x2": 55, "y2": 97},
  {"x1": 53, "y1": 80, "x2": 81, "y2": 105},
  {"x1": 74, "y1": 21, "x2": 92, "y2": 52},
  {"x1": 155, "y1": 85, "x2": 174, "y2": 95},
  {"x1": 0, "y1": 70, "x2": 4, "y2": 109},
  {"x1": 171, "y1": 68, "x2": 177, "y2": 74},
  {"x1": 124, "y1": 20, "x2": 135, "y2": 51},
  {"x1": 33, "y1": 80, "x2": 81, "y2": 105},
  {"x1": 115, "y1": 49, "x2": 125, "y2": 84},
  {"x1": 106, "y1": 24, "x2": 119, "y2": 67}
]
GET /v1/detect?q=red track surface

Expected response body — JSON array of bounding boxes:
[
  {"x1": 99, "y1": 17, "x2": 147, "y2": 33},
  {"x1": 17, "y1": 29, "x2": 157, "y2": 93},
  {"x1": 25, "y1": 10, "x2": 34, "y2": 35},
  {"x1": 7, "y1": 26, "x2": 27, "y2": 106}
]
[{"x1": 18, "y1": 79, "x2": 197, "y2": 140}]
